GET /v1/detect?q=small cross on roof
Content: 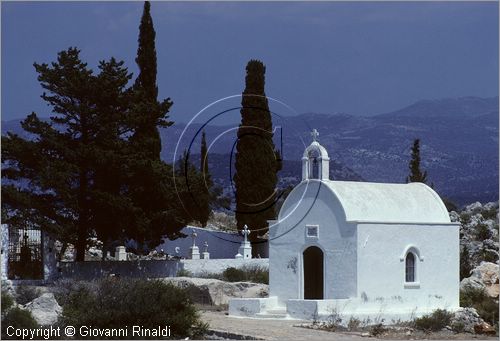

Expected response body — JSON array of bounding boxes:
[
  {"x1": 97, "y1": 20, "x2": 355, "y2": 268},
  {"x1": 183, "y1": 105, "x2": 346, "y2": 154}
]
[{"x1": 311, "y1": 129, "x2": 319, "y2": 142}]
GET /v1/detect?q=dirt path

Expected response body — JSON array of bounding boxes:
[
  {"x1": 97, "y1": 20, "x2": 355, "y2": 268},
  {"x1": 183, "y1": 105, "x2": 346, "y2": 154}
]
[{"x1": 201, "y1": 311, "x2": 369, "y2": 340}]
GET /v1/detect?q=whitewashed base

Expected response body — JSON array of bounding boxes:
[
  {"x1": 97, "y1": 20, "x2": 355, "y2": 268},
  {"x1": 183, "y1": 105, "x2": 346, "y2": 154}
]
[{"x1": 229, "y1": 297, "x2": 460, "y2": 324}]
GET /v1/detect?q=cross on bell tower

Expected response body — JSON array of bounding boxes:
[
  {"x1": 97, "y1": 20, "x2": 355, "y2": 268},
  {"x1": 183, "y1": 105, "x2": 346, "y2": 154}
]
[
  {"x1": 301, "y1": 128, "x2": 330, "y2": 181},
  {"x1": 311, "y1": 128, "x2": 319, "y2": 142}
]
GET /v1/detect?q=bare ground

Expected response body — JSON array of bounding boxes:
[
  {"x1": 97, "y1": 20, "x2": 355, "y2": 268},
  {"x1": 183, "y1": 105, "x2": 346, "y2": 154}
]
[{"x1": 200, "y1": 310, "x2": 498, "y2": 341}]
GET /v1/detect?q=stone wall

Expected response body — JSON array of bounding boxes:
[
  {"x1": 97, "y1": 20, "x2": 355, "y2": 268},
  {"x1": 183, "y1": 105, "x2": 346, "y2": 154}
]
[{"x1": 59, "y1": 260, "x2": 181, "y2": 280}]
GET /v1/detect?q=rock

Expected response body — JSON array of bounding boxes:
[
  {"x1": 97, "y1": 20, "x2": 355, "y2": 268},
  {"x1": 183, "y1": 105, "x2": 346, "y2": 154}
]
[
  {"x1": 474, "y1": 322, "x2": 496, "y2": 335},
  {"x1": 460, "y1": 262, "x2": 499, "y2": 298},
  {"x1": 24, "y1": 293, "x2": 62, "y2": 325},
  {"x1": 163, "y1": 277, "x2": 268, "y2": 306},
  {"x1": 1, "y1": 279, "x2": 15, "y2": 296},
  {"x1": 465, "y1": 202, "x2": 483, "y2": 214},
  {"x1": 451, "y1": 307, "x2": 483, "y2": 333},
  {"x1": 361, "y1": 332, "x2": 371, "y2": 337}
]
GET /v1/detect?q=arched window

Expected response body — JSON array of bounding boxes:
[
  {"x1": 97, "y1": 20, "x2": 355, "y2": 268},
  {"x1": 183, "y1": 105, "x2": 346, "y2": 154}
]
[{"x1": 405, "y1": 252, "x2": 416, "y2": 282}]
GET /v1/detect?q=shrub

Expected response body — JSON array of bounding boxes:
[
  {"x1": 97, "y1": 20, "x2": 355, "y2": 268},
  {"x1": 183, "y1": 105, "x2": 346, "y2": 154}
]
[
  {"x1": 414, "y1": 309, "x2": 453, "y2": 332},
  {"x1": 1, "y1": 308, "x2": 38, "y2": 339},
  {"x1": 481, "y1": 207, "x2": 498, "y2": 221},
  {"x1": 1, "y1": 289, "x2": 14, "y2": 313},
  {"x1": 480, "y1": 247, "x2": 499, "y2": 263},
  {"x1": 222, "y1": 265, "x2": 268, "y2": 284},
  {"x1": 459, "y1": 246, "x2": 473, "y2": 280},
  {"x1": 59, "y1": 278, "x2": 207, "y2": 339},
  {"x1": 370, "y1": 323, "x2": 387, "y2": 336},
  {"x1": 324, "y1": 308, "x2": 343, "y2": 330},
  {"x1": 460, "y1": 213, "x2": 471, "y2": 224},
  {"x1": 460, "y1": 286, "x2": 499, "y2": 328},
  {"x1": 222, "y1": 267, "x2": 245, "y2": 282},
  {"x1": 176, "y1": 268, "x2": 193, "y2": 277},
  {"x1": 451, "y1": 321, "x2": 465, "y2": 333},
  {"x1": 347, "y1": 316, "x2": 361, "y2": 331},
  {"x1": 475, "y1": 223, "x2": 492, "y2": 241},
  {"x1": 15, "y1": 285, "x2": 41, "y2": 305}
]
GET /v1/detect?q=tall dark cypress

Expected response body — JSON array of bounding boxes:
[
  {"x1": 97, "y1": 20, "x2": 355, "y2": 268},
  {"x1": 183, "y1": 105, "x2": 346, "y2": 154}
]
[
  {"x1": 128, "y1": 1, "x2": 176, "y2": 251},
  {"x1": 132, "y1": 1, "x2": 172, "y2": 157},
  {"x1": 406, "y1": 138, "x2": 428, "y2": 183},
  {"x1": 201, "y1": 131, "x2": 208, "y2": 178},
  {"x1": 234, "y1": 60, "x2": 280, "y2": 245},
  {"x1": 199, "y1": 131, "x2": 211, "y2": 226},
  {"x1": 135, "y1": 1, "x2": 158, "y2": 101}
]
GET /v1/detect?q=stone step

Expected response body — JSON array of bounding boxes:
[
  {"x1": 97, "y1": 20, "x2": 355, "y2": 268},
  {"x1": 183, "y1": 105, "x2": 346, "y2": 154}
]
[
  {"x1": 266, "y1": 309, "x2": 287, "y2": 314},
  {"x1": 254, "y1": 312, "x2": 288, "y2": 319},
  {"x1": 255, "y1": 309, "x2": 288, "y2": 319}
]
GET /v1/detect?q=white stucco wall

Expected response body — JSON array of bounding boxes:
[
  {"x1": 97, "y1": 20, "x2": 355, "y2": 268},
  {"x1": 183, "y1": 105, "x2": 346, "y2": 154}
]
[
  {"x1": 181, "y1": 258, "x2": 268, "y2": 276},
  {"x1": 269, "y1": 180, "x2": 357, "y2": 305},
  {"x1": 356, "y1": 222, "x2": 460, "y2": 311}
]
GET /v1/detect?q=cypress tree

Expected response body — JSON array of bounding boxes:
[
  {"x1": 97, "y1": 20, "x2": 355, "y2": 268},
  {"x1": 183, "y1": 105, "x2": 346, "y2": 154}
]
[
  {"x1": 131, "y1": 1, "x2": 172, "y2": 158},
  {"x1": 406, "y1": 138, "x2": 428, "y2": 183},
  {"x1": 234, "y1": 60, "x2": 280, "y2": 245},
  {"x1": 199, "y1": 131, "x2": 211, "y2": 226},
  {"x1": 128, "y1": 1, "x2": 179, "y2": 251}
]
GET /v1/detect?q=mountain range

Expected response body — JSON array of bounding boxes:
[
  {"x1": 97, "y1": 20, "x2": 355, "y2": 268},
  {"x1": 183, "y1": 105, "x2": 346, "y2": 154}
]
[{"x1": 3, "y1": 96, "x2": 498, "y2": 206}]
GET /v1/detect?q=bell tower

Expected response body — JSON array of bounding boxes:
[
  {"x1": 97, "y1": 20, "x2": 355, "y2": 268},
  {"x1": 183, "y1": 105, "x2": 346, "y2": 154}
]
[{"x1": 302, "y1": 129, "x2": 330, "y2": 181}]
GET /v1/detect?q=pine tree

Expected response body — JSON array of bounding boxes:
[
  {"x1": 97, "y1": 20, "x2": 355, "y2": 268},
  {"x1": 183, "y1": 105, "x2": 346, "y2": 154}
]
[
  {"x1": 1, "y1": 49, "x2": 135, "y2": 261},
  {"x1": 234, "y1": 60, "x2": 280, "y2": 245},
  {"x1": 406, "y1": 138, "x2": 428, "y2": 183}
]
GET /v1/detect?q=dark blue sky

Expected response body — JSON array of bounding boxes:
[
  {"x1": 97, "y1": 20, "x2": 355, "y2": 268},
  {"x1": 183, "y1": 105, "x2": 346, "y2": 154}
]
[{"x1": 2, "y1": 1, "x2": 498, "y2": 124}]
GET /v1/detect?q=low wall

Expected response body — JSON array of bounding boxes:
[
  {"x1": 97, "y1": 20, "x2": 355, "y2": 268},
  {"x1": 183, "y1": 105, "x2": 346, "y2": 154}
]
[
  {"x1": 181, "y1": 258, "x2": 269, "y2": 276},
  {"x1": 59, "y1": 258, "x2": 269, "y2": 281},
  {"x1": 59, "y1": 260, "x2": 180, "y2": 280}
]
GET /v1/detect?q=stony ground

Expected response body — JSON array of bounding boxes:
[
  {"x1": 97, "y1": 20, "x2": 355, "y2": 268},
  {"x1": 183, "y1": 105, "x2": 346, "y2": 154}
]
[{"x1": 200, "y1": 310, "x2": 498, "y2": 341}]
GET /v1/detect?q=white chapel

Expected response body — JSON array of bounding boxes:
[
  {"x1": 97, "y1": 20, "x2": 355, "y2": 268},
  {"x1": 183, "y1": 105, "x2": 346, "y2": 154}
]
[{"x1": 229, "y1": 129, "x2": 460, "y2": 321}]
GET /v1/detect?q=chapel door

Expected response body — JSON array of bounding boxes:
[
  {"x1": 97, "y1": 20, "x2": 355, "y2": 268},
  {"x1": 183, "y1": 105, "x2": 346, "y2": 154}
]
[{"x1": 303, "y1": 246, "x2": 324, "y2": 299}]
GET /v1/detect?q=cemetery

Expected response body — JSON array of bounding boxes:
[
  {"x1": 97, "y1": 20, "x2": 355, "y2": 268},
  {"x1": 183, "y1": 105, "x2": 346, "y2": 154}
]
[
  {"x1": 1, "y1": 127, "x2": 498, "y2": 339},
  {"x1": 1, "y1": 1, "x2": 498, "y2": 340},
  {"x1": 3, "y1": 132, "x2": 487, "y2": 333}
]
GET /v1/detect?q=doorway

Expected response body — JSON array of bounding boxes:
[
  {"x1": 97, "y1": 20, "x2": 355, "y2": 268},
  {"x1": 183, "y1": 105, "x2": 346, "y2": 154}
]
[{"x1": 303, "y1": 246, "x2": 324, "y2": 299}]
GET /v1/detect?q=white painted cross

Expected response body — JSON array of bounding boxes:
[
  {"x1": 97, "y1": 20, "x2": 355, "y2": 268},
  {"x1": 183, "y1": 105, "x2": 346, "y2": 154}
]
[
  {"x1": 204, "y1": 241, "x2": 209, "y2": 253},
  {"x1": 242, "y1": 225, "x2": 251, "y2": 243},
  {"x1": 311, "y1": 129, "x2": 319, "y2": 142}
]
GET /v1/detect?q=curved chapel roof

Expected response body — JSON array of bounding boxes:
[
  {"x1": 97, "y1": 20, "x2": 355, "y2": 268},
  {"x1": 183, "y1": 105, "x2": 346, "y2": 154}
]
[
  {"x1": 321, "y1": 180, "x2": 451, "y2": 224},
  {"x1": 279, "y1": 179, "x2": 451, "y2": 224}
]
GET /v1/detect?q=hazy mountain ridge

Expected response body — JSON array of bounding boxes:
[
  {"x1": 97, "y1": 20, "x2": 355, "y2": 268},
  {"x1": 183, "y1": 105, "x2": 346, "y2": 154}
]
[{"x1": 3, "y1": 96, "x2": 498, "y2": 205}]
